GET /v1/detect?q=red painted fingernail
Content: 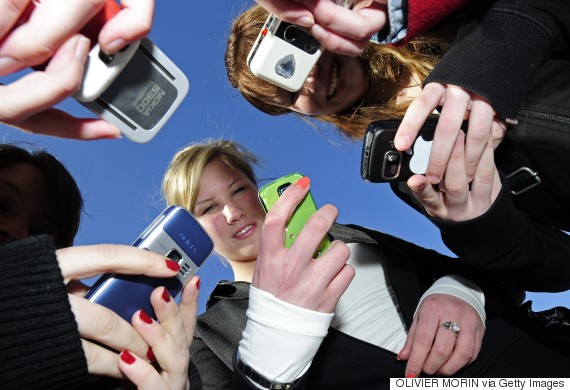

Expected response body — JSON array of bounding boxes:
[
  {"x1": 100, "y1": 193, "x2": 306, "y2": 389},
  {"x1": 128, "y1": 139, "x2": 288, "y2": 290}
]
[
  {"x1": 195, "y1": 276, "x2": 201, "y2": 290},
  {"x1": 406, "y1": 373, "x2": 417, "y2": 378},
  {"x1": 139, "y1": 309, "x2": 153, "y2": 324},
  {"x1": 296, "y1": 176, "x2": 310, "y2": 189},
  {"x1": 161, "y1": 287, "x2": 171, "y2": 303},
  {"x1": 146, "y1": 347, "x2": 156, "y2": 363},
  {"x1": 165, "y1": 259, "x2": 180, "y2": 271},
  {"x1": 120, "y1": 350, "x2": 136, "y2": 365}
]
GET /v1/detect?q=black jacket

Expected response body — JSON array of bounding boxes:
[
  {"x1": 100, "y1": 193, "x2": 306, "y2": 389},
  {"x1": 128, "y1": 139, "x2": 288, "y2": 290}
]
[{"x1": 188, "y1": 224, "x2": 569, "y2": 389}]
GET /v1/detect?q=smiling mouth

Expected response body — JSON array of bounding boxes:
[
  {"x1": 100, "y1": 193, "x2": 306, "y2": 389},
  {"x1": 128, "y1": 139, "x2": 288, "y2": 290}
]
[
  {"x1": 328, "y1": 59, "x2": 340, "y2": 98},
  {"x1": 235, "y1": 224, "x2": 254, "y2": 238}
]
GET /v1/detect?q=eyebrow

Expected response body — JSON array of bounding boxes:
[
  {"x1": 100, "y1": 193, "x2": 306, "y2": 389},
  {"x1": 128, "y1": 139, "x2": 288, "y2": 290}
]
[
  {"x1": 195, "y1": 177, "x2": 241, "y2": 208},
  {"x1": 0, "y1": 179, "x2": 24, "y2": 198}
]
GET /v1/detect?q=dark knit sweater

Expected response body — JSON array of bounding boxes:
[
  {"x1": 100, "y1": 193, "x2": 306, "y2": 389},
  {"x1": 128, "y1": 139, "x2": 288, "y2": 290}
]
[{"x1": 0, "y1": 235, "x2": 88, "y2": 389}]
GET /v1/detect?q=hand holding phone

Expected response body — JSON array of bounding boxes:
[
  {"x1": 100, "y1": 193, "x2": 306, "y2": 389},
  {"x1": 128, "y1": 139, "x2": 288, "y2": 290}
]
[
  {"x1": 84, "y1": 206, "x2": 213, "y2": 321},
  {"x1": 247, "y1": 0, "x2": 353, "y2": 92},
  {"x1": 361, "y1": 118, "x2": 468, "y2": 183},
  {"x1": 258, "y1": 173, "x2": 331, "y2": 257}
]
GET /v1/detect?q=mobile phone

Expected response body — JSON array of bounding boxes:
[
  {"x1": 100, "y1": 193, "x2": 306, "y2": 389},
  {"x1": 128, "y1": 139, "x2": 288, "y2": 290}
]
[
  {"x1": 83, "y1": 206, "x2": 213, "y2": 321},
  {"x1": 361, "y1": 118, "x2": 468, "y2": 182},
  {"x1": 258, "y1": 173, "x2": 331, "y2": 257},
  {"x1": 15, "y1": 0, "x2": 189, "y2": 143},
  {"x1": 247, "y1": 0, "x2": 353, "y2": 92}
]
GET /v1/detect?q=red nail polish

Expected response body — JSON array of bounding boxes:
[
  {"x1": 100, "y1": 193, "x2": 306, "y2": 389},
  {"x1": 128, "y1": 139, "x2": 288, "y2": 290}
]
[
  {"x1": 161, "y1": 287, "x2": 171, "y2": 303},
  {"x1": 120, "y1": 350, "x2": 136, "y2": 365},
  {"x1": 296, "y1": 176, "x2": 310, "y2": 189},
  {"x1": 139, "y1": 309, "x2": 153, "y2": 324},
  {"x1": 406, "y1": 373, "x2": 417, "y2": 378},
  {"x1": 195, "y1": 276, "x2": 201, "y2": 290},
  {"x1": 146, "y1": 347, "x2": 156, "y2": 363},
  {"x1": 165, "y1": 259, "x2": 180, "y2": 271}
]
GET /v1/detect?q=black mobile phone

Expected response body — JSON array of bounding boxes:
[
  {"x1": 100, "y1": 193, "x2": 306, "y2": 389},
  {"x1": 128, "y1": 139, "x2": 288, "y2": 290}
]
[{"x1": 361, "y1": 118, "x2": 467, "y2": 183}]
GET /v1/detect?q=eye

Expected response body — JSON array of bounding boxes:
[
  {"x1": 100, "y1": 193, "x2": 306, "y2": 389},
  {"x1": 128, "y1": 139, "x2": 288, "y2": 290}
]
[
  {"x1": 231, "y1": 186, "x2": 245, "y2": 196},
  {"x1": 202, "y1": 204, "x2": 216, "y2": 215}
]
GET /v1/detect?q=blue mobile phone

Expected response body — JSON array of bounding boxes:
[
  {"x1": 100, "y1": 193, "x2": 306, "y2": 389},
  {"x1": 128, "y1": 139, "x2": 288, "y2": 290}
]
[{"x1": 83, "y1": 206, "x2": 213, "y2": 321}]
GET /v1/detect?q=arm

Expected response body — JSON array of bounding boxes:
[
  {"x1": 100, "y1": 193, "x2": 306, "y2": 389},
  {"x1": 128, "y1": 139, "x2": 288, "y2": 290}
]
[{"x1": 0, "y1": 0, "x2": 153, "y2": 139}]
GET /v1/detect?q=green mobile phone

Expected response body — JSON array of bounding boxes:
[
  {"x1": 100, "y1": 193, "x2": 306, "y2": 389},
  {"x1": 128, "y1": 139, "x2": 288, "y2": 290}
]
[{"x1": 258, "y1": 173, "x2": 332, "y2": 257}]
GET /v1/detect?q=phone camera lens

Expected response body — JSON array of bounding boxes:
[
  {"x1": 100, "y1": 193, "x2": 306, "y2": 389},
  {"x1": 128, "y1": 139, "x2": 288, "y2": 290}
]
[
  {"x1": 166, "y1": 249, "x2": 182, "y2": 263},
  {"x1": 98, "y1": 50, "x2": 114, "y2": 65},
  {"x1": 283, "y1": 25, "x2": 298, "y2": 43},
  {"x1": 383, "y1": 151, "x2": 401, "y2": 180}
]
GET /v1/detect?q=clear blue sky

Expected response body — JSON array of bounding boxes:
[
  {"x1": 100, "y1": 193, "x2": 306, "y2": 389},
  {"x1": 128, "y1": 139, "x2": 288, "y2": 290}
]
[{"x1": 1, "y1": 0, "x2": 568, "y2": 314}]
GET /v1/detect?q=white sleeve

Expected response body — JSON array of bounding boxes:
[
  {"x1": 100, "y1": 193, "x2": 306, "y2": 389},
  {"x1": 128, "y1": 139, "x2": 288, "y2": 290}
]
[
  {"x1": 415, "y1": 275, "x2": 487, "y2": 325},
  {"x1": 238, "y1": 286, "x2": 333, "y2": 385}
]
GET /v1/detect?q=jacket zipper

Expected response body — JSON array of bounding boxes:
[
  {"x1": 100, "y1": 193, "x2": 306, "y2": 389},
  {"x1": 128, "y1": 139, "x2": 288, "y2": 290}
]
[{"x1": 518, "y1": 107, "x2": 570, "y2": 125}]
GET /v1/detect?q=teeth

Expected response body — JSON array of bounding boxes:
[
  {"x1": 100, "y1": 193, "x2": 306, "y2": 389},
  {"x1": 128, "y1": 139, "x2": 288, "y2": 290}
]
[
  {"x1": 236, "y1": 224, "x2": 252, "y2": 237},
  {"x1": 328, "y1": 61, "x2": 339, "y2": 97}
]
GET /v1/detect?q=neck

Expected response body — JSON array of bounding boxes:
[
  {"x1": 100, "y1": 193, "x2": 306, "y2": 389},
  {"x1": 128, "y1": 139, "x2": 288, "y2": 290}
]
[{"x1": 229, "y1": 258, "x2": 256, "y2": 282}]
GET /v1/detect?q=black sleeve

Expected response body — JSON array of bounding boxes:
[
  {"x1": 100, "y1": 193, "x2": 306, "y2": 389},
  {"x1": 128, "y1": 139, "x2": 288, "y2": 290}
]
[
  {"x1": 0, "y1": 235, "x2": 88, "y2": 389},
  {"x1": 428, "y1": 175, "x2": 570, "y2": 293},
  {"x1": 189, "y1": 334, "x2": 233, "y2": 390},
  {"x1": 425, "y1": 0, "x2": 570, "y2": 119}
]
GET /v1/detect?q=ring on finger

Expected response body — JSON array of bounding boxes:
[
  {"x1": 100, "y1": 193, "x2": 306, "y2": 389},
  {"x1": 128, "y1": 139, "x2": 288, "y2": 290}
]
[{"x1": 442, "y1": 321, "x2": 460, "y2": 336}]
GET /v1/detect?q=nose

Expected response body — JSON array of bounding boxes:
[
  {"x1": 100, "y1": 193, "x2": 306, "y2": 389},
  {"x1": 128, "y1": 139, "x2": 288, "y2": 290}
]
[{"x1": 222, "y1": 202, "x2": 245, "y2": 225}]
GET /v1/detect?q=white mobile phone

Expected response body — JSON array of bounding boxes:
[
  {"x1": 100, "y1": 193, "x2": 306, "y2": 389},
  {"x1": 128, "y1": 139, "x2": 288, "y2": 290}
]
[
  {"x1": 73, "y1": 38, "x2": 190, "y2": 143},
  {"x1": 247, "y1": 0, "x2": 353, "y2": 92}
]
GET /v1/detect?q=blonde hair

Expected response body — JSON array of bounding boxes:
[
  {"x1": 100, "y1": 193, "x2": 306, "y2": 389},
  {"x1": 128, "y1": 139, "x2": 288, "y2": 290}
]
[
  {"x1": 225, "y1": 5, "x2": 454, "y2": 140},
  {"x1": 162, "y1": 139, "x2": 260, "y2": 212}
]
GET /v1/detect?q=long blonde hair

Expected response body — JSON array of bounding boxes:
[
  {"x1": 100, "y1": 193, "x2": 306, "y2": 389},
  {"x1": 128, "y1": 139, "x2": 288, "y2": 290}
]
[
  {"x1": 162, "y1": 139, "x2": 260, "y2": 213},
  {"x1": 225, "y1": 4, "x2": 454, "y2": 139}
]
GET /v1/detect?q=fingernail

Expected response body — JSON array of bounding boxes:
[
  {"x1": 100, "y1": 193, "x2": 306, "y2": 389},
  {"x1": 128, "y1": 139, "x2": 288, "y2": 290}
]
[
  {"x1": 395, "y1": 136, "x2": 409, "y2": 149},
  {"x1": 297, "y1": 15, "x2": 315, "y2": 27},
  {"x1": 120, "y1": 350, "x2": 136, "y2": 364},
  {"x1": 75, "y1": 36, "x2": 91, "y2": 62},
  {"x1": 310, "y1": 24, "x2": 328, "y2": 41},
  {"x1": 103, "y1": 39, "x2": 126, "y2": 54},
  {"x1": 165, "y1": 259, "x2": 181, "y2": 271},
  {"x1": 406, "y1": 373, "x2": 417, "y2": 378},
  {"x1": 0, "y1": 57, "x2": 20, "y2": 76},
  {"x1": 139, "y1": 309, "x2": 153, "y2": 324},
  {"x1": 396, "y1": 354, "x2": 401, "y2": 361},
  {"x1": 161, "y1": 287, "x2": 171, "y2": 303},
  {"x1": 146, "y1": 347, "x2": 156, "y2": 363},
  {"x1": 296, "y1": 176, "x2": 310, "y2": 189},
  {"x1": 195, "y1": 276, "x2": 201, "y2": 290}
]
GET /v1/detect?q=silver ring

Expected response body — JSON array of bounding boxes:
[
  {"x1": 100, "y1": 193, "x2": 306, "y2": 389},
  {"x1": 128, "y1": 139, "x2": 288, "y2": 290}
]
[{"x1": 442, "y1": 321, "x2": 460, "y2": 336}]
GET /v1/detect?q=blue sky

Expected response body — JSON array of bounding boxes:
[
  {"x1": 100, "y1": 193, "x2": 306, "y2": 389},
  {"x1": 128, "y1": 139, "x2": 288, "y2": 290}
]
[{"x1": 1, "y1": 0, "x2": 568, "y2": 314}]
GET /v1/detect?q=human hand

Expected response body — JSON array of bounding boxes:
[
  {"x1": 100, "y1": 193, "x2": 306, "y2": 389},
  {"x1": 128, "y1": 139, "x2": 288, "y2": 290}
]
[
  {"x1": 395, "y1": 83, "x2": 507, "y2": 184},
  {"x1": 398, "y1": 294, "x2": 485, "y2": 377},
  {"x1": 255, "y1": 0, "x2": 387, "y2": 56},
  {"x1": 406, "y1": 130, "x2": 502, "y2": 222},
  {"x1": 118, "y1": 276, "x2": 200, "y2": 390},
  {"x1": 57, "y1": 244, "x2": 185, "y2": 379},
  {"x1": 252, "y1": 176, "x2": 354, "y2": 313},
  {"x1": 0, "y1": 0, "x2": 154, "y2": 139}
]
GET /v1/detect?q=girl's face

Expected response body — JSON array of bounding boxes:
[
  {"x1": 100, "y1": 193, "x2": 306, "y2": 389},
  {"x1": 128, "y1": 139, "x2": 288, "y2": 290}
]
[
  {"x1": 273, "y1": 50, "x2": 369, "y2": 115},
  {"x1": 193, "y1": 159, "x2": 265, "y2": 262},
  {"x1": 0, "y1": 163, "x2": 57, "y2": 244}
]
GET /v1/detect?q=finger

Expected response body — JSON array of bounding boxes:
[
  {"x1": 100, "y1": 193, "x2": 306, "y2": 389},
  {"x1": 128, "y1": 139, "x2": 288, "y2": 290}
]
[
  {"x1": 12, "y1": 108, "x2": 121, "y2": 140},
  {"x1": 309, "y1": 25, "x2": 368, "y2": 56},
  {"x1": 436, "y1": 330, "x2": 476, "y2": 376},
  {"x1": 398, "y1": 318, "x2": 418, "y2": 362},
  {"x1": 404, "y1": 318, "x2": 438, "y2": 378},
  {"x1": 407, "y1": 174, "x2": 443, "y2": 217},
  {"x1": 290, "y1": 203, "x2": 338, "y2": 261},
  {"x1": 421, "y1": 325, "x2": 457, "y2": 375},
  {"x1": 0, "y1": 0, "x2": 29, "y2": 39},
  {"x1": 0, "y1": 0, "x2": 105, "y2": 73},
  {"x1": 118, "y1": 350, "x2": 169, "y2": 390},
  {"x1": 255, "y1": 0, "x2": 315, "y2": 27},
  {"x1": 0, "y1": 34, "x2": 89, "y2": 123},
  {"x1": 179, "y1": 275, "x2": 201, "y2": 340},
  {"x1": 464, "y1": 97, "x2": 494, "y2": 181},
  {"x1": 98, "y1": 0, "x2": 153, "y2": 53},
  {"x1": 469, "y1": 137, "x2": 497, "y2": 215},
  {"x1": 56, "y1": 244, "x2": 180, "y2": 282},
  {"x1": 325, "y1": 262, "x2": 355, "y2": 307},
  {"x1": 426, "y1": 86, "x2": 471, "y2": 184},
  {"x1": 81, "y1": 339, "x2": 123, "y2": 378},
  {"x1": 70, "y1": 295, "x2": 151, "y2": 360},
  {"x1": 395, "y1": 83, "x2": 446, "y2": 151},
  {"x1": 439, "y1": 131, "x2": 468, "y2": 208}
]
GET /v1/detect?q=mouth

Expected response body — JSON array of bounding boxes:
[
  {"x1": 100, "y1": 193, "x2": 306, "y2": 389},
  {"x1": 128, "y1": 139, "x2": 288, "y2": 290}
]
[
  {"x1": 234, "y1": 223, "x2": 255, "y2": 239},
  {"x1": 327, "y1": 59, "x2": 341, "y2": 99}
]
